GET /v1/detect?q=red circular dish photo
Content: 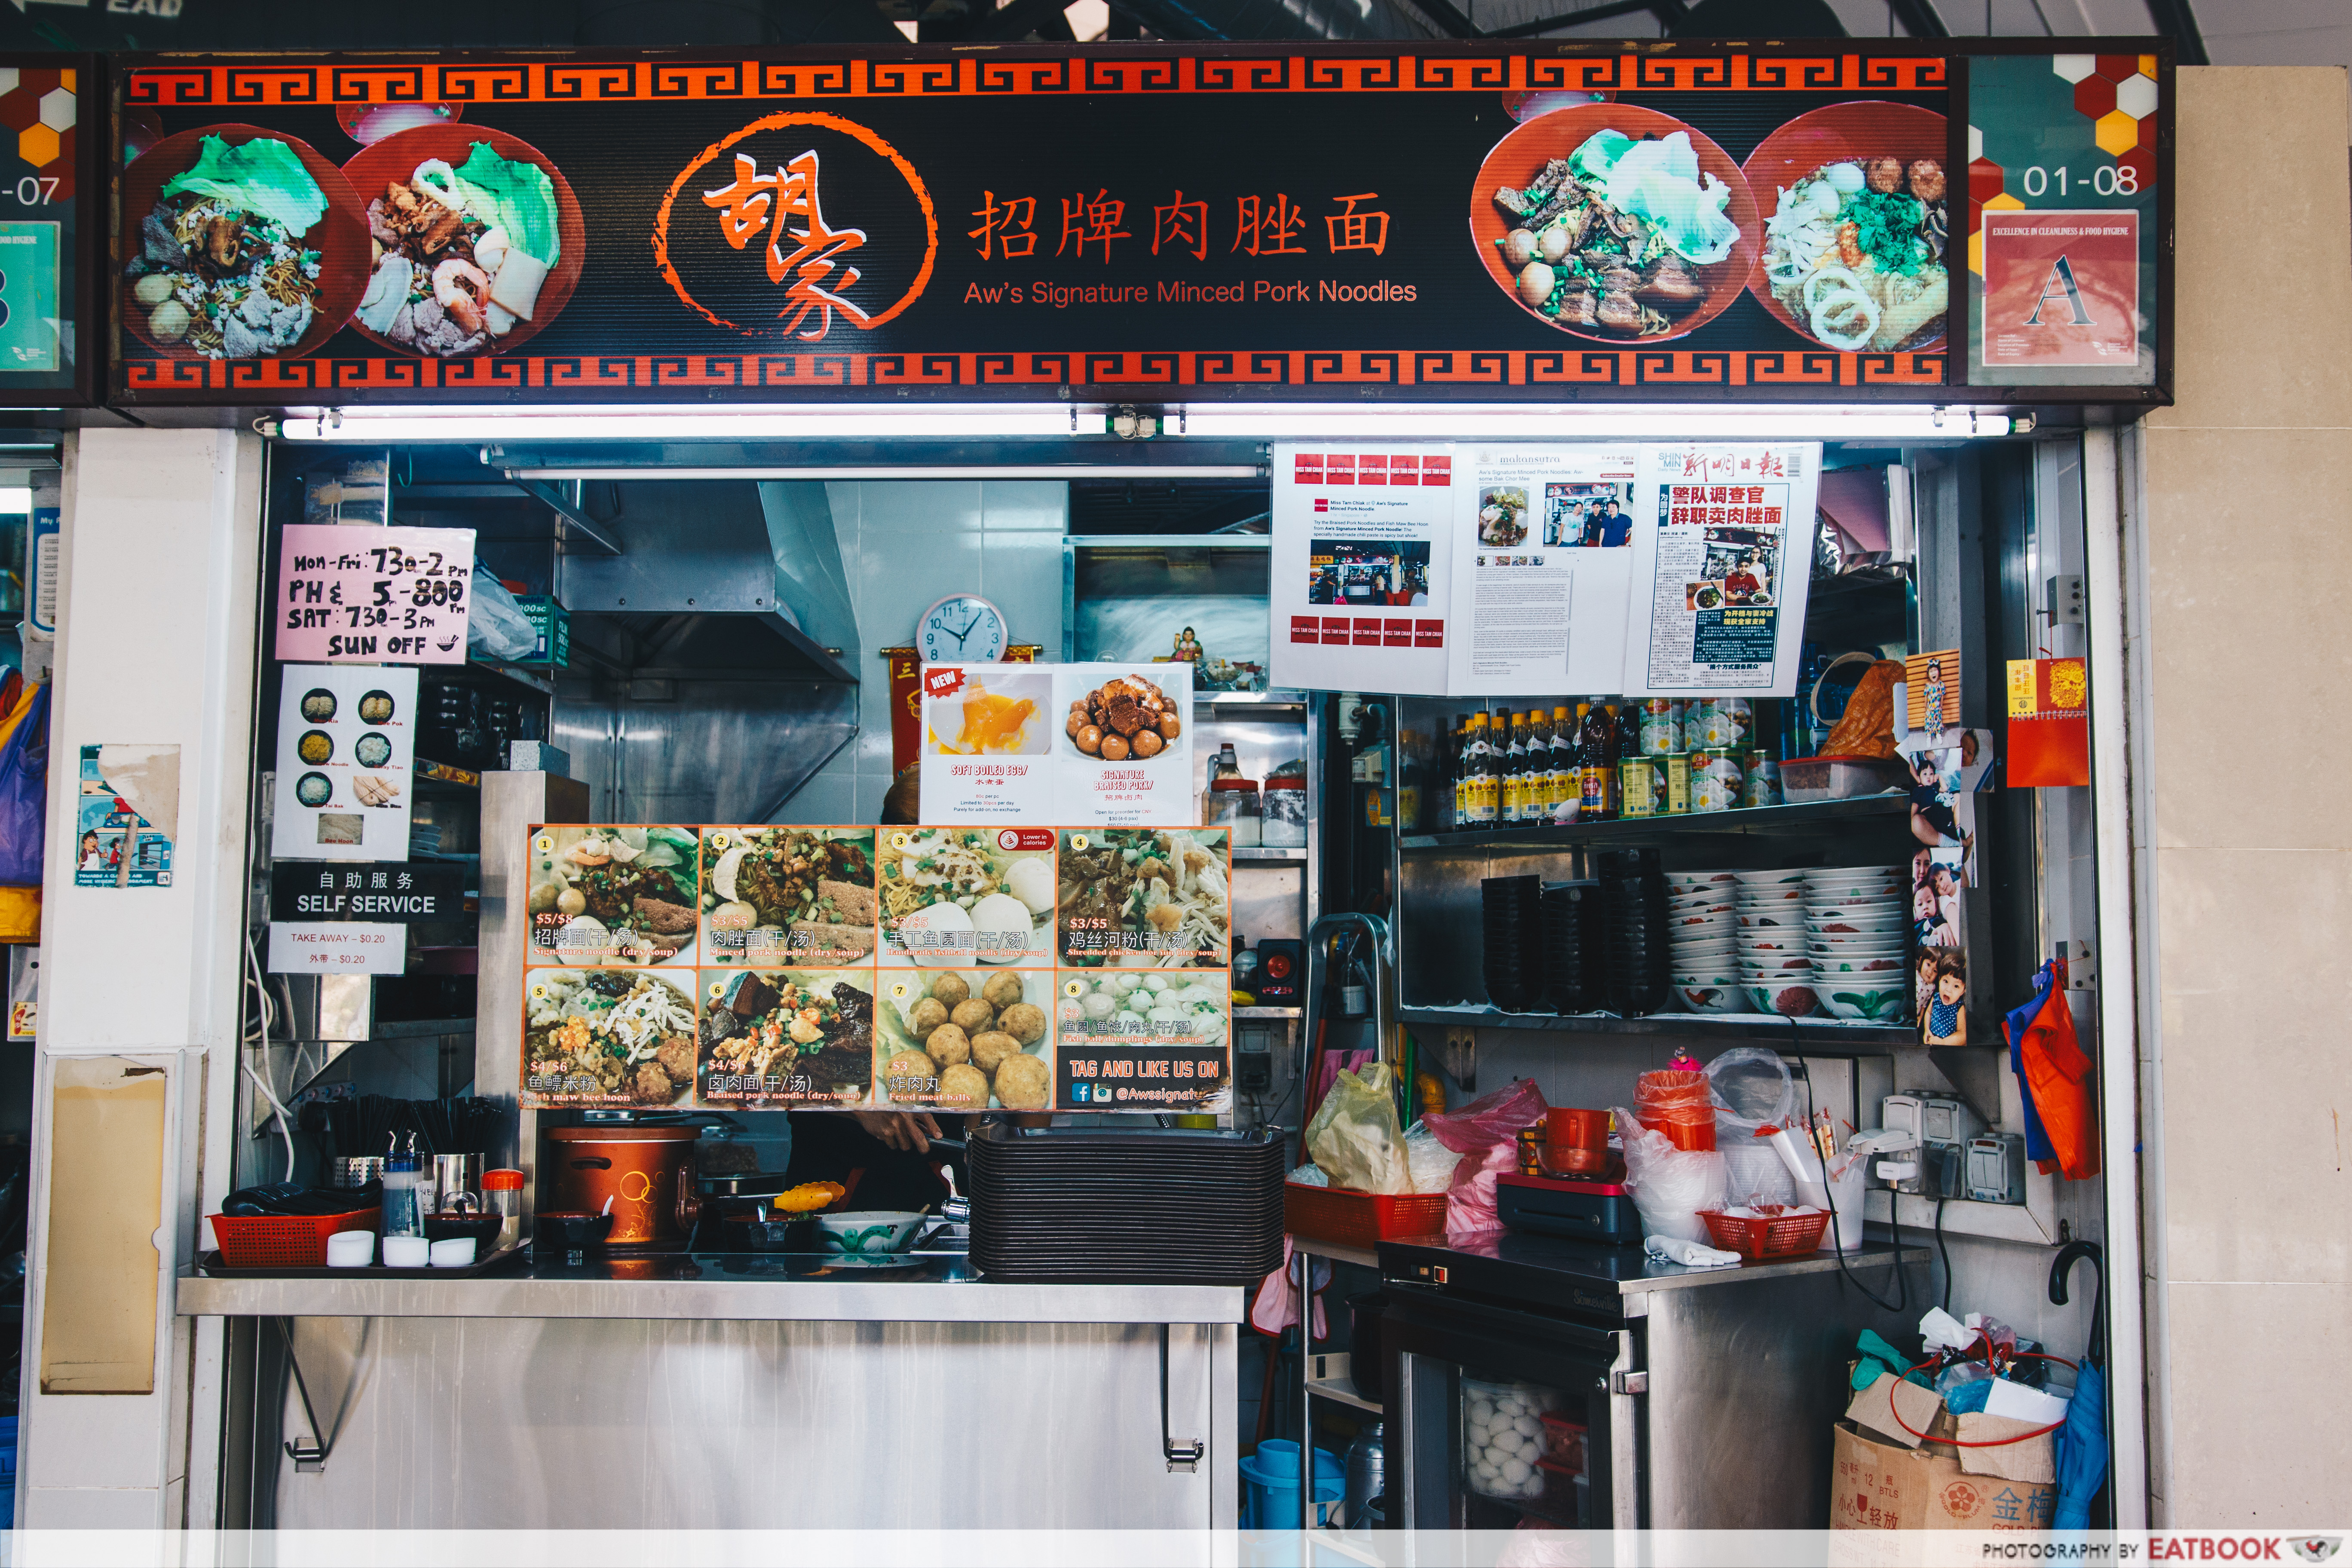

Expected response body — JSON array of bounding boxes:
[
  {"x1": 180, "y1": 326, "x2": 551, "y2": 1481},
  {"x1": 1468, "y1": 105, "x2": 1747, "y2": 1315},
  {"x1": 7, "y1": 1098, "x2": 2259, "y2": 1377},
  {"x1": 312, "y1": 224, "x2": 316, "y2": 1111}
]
[
  {"x1": 119, "y1": 124, "x2": 371, "y2": 361},
  {"x1": 1740, "y1": 102, "x2": 1951, "y2": 352},
  {"x1": 1470, "y1": 104, "x2": 1761, "y2": 346},
  {"x1": 340, "y1": 123, "x2": 587, "y2": 359}
]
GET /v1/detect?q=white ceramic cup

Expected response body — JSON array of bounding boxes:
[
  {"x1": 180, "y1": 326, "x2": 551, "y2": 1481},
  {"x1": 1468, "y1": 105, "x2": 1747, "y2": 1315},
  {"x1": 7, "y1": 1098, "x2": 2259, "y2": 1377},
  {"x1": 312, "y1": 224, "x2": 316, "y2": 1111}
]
[
  {"x1": 325, "y1": 1231, "x2": 376, "y2": 1269},
  {"x1": 381, "y1": 1235, "x2": 431, "y2": 1269},
  {"x1": 429, "y1": 1237, "x2": 477, "y2": 1269}
]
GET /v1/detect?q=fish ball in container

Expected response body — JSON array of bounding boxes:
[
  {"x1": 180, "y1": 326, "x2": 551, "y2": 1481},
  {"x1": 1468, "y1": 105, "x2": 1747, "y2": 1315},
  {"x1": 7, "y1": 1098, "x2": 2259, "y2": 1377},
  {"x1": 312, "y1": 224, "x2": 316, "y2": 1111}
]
[
  {"x1": 998, "y1": 1001, "x2": 1046, "y2": 1045},
  {"x1": 909, "y1": 997, "x2": 949, "y2": 1037},
  {"x1": 928, "y1": 973, "x2": 971, "y2": 1010},
  {"x1": 1502, "y1": 229, "x2": 1538, "y2": 268},
  {"x1": 1516, "y1": 261, "x2": 1556, "y2": 308},
  {"x1": 981, "y1": 972, "x2": 1026, "y2": 1011},
  {"x1": 949, "y1": 998, "x2": 995, "y2": 1035}
]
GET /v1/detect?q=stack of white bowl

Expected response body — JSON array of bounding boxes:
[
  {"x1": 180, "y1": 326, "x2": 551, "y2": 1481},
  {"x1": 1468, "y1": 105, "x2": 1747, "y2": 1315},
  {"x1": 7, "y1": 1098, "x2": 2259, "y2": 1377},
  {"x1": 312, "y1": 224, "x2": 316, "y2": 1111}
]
[
  {"x1": 1732, "y1": 869, "x2": 1817, "y2": 1016},
  {"x1": 1801, "y1": 865, "x2": 1913, "y2": 1021},
  {"x1": 1665, "y1": 870, "x2": 1742, "y2": 1014}
]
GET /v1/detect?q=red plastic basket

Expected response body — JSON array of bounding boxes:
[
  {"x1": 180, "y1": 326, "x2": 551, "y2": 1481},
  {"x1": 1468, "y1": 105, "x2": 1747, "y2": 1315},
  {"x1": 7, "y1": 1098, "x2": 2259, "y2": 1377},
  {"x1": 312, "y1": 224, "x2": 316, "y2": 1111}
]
[
  {"x1": 1284, "y1": 1182, "x2": 1447, "y2": 1249},
  {"x1": 1698, "y1": 1206, "x2": 1832, "y2": 1259},
  {"x1": 208, "y1": 1208, "x2": 380, "y2": 1270}
]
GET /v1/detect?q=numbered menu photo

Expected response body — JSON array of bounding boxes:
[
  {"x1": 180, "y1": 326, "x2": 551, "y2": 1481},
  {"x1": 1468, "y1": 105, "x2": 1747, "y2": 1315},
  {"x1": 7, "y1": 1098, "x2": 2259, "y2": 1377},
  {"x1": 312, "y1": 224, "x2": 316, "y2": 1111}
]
[
  {"x1": 1055, "y1": 827, "x2": 1233, "y2": 968},
  {"x1": 877, "y1": 827, "x2": 1056, "y2": 966},
  {"x1": 696, "y1": 968, "x2": 878, "y2": 1110},
  {"x1": 699, "y1": 826, "x2": 878, "y2": 966},
  {"x1": 873, "y1": 967, "x2": 1055, "y2": 1112},
  {"x1": 525, "y1": 825, "x2": 702, "y2": 967},
  {"x1": 524, "y1": 967, "x2": 700, "y2": 1108}
]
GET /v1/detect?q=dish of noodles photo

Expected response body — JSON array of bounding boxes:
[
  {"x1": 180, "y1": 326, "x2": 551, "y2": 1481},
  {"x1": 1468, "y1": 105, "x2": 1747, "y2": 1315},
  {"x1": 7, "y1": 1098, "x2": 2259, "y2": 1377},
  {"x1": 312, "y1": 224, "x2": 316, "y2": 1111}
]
[{"x1": 1742, "y1": 102, "x2": 1950, "y2": 353}]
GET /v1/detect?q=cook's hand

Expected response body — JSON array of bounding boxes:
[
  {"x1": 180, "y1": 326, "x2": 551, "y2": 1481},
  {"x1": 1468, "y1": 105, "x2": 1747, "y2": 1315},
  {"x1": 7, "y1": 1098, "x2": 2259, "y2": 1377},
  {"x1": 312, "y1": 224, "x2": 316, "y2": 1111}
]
[{"x1": 851, "y1": 1110, "x2": 942, "y2": 1152}]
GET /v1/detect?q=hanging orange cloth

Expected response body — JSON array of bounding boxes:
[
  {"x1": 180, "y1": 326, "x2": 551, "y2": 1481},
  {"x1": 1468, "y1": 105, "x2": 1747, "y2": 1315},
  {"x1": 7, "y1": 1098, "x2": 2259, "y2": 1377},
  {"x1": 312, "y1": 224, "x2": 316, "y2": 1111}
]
[{"x1": 2015, "y1": 959, "x2": 2099, "y2": 1179}]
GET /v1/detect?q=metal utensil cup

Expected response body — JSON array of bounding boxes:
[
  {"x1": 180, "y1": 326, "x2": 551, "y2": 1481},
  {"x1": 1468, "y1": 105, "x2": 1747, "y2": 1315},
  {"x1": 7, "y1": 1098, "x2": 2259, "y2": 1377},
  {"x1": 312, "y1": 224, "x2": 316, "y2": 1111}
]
[
  {"x1": 430, "y1": 1153, "x2": 484, "y2": 1214},
  {"x1": 331, "y1": 1156, "x2": 385, "y2": 1190}
]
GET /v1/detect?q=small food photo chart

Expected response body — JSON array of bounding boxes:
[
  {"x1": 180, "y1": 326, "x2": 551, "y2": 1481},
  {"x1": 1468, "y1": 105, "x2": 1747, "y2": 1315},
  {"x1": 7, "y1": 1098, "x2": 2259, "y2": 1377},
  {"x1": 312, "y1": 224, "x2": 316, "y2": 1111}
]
[{"x1": 521, "y1": 821, "x2": 1232, "y2": 1114}]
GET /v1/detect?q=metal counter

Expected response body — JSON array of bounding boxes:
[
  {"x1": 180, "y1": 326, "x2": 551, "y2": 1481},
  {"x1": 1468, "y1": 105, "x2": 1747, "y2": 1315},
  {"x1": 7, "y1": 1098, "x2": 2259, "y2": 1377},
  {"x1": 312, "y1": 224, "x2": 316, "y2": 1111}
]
[
  {"x1": 175, "y1": 1253, "x2": 1244, "y2": 1325},
  {"x1": 182, "y1": 1257, "x2": 1241, "y2": 1529}
]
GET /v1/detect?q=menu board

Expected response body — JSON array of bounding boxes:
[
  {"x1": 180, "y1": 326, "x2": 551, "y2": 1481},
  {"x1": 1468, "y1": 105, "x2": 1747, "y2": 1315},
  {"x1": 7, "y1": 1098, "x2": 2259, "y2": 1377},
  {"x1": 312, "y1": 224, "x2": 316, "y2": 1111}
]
[
  {"x1": 919, "y1": 661, "x2": 1194, "y2": 826},
  {"x1": 521, "y1": 822, "x2": 1231, "y2": 1113},
  {"x1": 270, "y1": 664, "x2": 416, "y2": 861}
]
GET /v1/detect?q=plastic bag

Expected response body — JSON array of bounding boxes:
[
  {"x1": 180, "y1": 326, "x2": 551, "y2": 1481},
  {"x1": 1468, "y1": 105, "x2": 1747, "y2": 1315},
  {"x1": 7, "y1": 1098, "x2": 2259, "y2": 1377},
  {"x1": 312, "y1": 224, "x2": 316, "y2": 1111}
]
[
  {"x1": 466, "y1": 567, "x2": 538, "y2": 662},
  {"x1": 1720, "y1": 1136, "x2": 1797, "y2": 1208},
  {"x1": 1427, "y1": 1078, "x2": 1548, "y2": 1236},
  {"x1": 1403, "y1": 1126, "x2": 1463, "y2": 1194},
  {"x1": 1614, "y1": 1105, "x2": 1727, "y2": 1243},
  {"x1": 1634, "y1": 1067, "x2": 1714, "y2": 1146},
  {"x1": 1706, "y1": 1046, "x2": 1796, "y2": 1136},
  {"x1": 0, "y1": 683, "x2": 48, "y2": 887},
  {"x1": 1304, "y1": 1062, "x2": 1410, "y2": 1194}
]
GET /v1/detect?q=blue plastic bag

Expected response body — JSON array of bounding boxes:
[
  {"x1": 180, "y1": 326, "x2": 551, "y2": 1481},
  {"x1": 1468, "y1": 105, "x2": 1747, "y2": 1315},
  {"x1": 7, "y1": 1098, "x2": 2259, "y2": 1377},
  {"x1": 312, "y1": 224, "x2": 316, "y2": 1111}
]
[{"x1": 0, "y1": 685, "x2": 50, "y2": 887}]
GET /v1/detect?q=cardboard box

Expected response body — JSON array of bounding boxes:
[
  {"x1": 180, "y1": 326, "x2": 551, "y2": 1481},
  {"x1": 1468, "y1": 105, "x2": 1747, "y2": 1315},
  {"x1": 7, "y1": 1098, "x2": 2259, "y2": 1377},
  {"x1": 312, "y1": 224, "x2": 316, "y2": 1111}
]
[
  {"x1": 1830, "y1": 1420, "x2": 2058, "y2": 1531},
  {"x1": 513, "y1": 595, "x2": 569, "y2": 668}
]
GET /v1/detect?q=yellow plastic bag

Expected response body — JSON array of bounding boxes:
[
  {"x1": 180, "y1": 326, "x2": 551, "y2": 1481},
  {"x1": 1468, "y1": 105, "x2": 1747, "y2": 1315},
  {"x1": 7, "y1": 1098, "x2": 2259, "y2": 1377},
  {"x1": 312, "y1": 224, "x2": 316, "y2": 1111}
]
[
  {"x1": 1304, "y1": 1062, "x2": 1411, "y2": 1195},
  {"x1": 0, "y1": 885, "x2": 39, "y2": 944}
]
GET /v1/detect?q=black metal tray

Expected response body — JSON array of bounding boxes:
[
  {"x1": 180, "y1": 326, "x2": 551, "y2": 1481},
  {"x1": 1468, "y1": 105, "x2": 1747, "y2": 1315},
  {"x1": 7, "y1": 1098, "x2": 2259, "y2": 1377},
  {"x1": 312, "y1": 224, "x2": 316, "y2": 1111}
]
[{"x1": 196, "y1": 1242, "x2": 529, "y2": 1280}]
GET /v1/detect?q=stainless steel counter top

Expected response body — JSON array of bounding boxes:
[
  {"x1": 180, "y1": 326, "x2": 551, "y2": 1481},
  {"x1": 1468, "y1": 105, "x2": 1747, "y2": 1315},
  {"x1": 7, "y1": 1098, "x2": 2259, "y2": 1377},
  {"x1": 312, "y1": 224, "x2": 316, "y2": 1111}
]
[
  {"x1": 175, "y1": 1253, "x2": 1246, "y2": 1325},
  {"x1": 1377, "y1": 1231, "x2": 1932, "y2": 1305}
]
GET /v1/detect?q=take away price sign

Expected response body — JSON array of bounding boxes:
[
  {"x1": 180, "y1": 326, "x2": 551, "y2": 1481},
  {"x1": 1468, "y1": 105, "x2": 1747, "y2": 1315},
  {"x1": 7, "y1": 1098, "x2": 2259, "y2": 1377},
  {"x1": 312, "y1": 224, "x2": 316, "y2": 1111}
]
[{"x1": 274, "y1": 524, "x2": 475, "y2": 665}]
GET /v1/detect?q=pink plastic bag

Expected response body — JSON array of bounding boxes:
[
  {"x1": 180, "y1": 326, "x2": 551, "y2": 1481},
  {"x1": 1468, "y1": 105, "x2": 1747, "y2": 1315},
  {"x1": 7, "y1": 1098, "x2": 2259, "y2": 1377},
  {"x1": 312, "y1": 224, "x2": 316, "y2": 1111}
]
[{"x1": 1426, "y1": 1079, "x2": 1548, "y2": 1237}]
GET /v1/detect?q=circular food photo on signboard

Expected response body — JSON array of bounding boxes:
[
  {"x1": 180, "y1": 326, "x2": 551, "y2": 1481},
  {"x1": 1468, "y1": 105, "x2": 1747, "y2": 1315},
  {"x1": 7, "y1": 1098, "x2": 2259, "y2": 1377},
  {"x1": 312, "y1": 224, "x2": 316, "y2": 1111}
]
[
  {"x1": 299, "y1": 688, "x2": 337, "y2": 722},
  {"x1": 357, "y1": 688, "x2": 397, "y2": 723},
  {"x1": 1471, "y1": 104, "x2": 1760, "y2": 344},
  {"x1": 1743, "y1": 102, "x2": 1950, "y2": 352},
  {"x1": 294, "y1": 772, "x2": 333, "y2": 808},
  {"x1": 296, "y1": 729, "x2": 334, "y2": 765},
  {"x1": 120, "y1": 124, "x2": 372, "y2": 360},
  {"x1": 340, "y1": 124, "x2": 587, "y2": 358}
]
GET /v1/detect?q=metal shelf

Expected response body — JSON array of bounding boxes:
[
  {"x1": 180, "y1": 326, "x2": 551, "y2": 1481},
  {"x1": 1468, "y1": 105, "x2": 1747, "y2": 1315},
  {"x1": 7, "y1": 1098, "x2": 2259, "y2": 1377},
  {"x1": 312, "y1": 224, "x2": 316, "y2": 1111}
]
[
  {"x1": 1234, "y1": 1006, "x2": 1302, "y2": 1020},
  {"x1": 464, "y1": 658, "x2": 557, "y2": 697},
  {"x1": 1307, "y1": 1352, "x2": 1383, "y2": 1415},
  {"x1": 1231, "y1": 848, "x2": 1305, "y2": 865},
  {"x1": 1399, "y1": 793, "x2": 1909, "y2": 852},
  {"x1": 1397, "y1": 1005, "x2": 1913, "y2": 1049}
]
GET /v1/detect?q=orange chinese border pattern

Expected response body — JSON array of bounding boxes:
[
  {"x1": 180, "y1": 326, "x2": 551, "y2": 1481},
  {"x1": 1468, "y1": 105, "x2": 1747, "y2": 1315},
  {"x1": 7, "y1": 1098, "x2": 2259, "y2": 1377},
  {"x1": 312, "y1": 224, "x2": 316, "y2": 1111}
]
[
  {"x1": 122, "y1": 53, "x2": 1944, "y2": 106},
  {"x1": 121, "y1": 350, "x2": 1945, "y2": 391}
]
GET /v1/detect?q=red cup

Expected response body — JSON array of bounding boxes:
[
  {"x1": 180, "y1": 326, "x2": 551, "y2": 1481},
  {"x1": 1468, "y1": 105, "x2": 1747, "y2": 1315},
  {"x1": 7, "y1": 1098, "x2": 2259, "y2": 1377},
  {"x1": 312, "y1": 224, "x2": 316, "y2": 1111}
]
[{"x1": 1537, "y1": 1108, "x2": 1613, "y2": 1176}]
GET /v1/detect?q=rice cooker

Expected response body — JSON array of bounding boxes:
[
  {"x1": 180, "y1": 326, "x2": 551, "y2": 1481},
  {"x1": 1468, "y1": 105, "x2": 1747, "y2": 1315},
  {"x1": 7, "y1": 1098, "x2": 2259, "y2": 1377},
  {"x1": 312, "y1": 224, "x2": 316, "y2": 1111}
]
[{"x1": 543, "y1": 1124, "x2": 702, "y2": 1251}]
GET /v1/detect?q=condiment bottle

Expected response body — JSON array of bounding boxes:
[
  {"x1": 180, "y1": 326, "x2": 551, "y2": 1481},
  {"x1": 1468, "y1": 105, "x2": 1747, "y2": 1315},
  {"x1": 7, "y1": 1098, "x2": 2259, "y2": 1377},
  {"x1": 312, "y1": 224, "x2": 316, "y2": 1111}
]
[
  {"x1": 382, "y1": 1136, "x2": 424, "y2": 1240},
  {"x1": 483, "y1": 1168, "x2": 525, "y2": 1252}
]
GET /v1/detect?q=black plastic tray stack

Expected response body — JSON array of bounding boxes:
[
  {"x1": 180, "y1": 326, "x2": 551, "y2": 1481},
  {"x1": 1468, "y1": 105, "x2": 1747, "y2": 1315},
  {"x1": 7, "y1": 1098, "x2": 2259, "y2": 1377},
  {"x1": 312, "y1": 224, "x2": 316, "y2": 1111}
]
[
  {"x1": 1598, "y1": 848, "x2": 1670, "y2": 1016},
  {"x1": 968, "y1": 1126, "x2": 1284, "y2": 1285},
  {"x1": 1481, "y1": 874, "x2": 1544, "y2": 1012},
  {"x1": 1539, "y1": 880, "x2": 1602, "y2": 1014}
]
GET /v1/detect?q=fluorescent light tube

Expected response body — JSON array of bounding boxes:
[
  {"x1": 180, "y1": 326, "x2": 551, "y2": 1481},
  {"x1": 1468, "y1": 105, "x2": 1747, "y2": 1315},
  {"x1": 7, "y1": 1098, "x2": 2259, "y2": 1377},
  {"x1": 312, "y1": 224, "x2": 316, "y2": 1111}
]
[
  {"x1": 273, "y1": 401, "x2": 2010, "y2": 444},
  {"x1": 1173, "y1": 404, "x2": 2010, "y2": 441}
]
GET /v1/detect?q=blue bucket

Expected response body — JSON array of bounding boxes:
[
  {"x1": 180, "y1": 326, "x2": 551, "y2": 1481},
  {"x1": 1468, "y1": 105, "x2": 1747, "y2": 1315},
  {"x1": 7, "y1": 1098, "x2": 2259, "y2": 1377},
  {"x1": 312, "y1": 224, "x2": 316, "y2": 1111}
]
[{"x1": 1240, "y1": 1444, "x2": 1343, "y2": 1528}]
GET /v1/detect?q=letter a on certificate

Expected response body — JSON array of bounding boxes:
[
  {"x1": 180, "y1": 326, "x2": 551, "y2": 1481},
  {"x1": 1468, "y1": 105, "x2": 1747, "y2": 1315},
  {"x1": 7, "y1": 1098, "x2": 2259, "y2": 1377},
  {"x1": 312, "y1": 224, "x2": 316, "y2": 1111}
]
[{"x1": 2022, "y1": 255, "x2": 2094, "y2": 328}]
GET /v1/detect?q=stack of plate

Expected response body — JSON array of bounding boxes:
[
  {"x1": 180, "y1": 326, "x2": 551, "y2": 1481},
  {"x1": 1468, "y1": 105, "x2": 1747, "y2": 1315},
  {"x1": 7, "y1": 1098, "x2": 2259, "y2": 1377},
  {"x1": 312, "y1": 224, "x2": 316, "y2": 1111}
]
[
  {"x1": 1665, "y1": 869, "x2": 1741, "y2": 1014},
  {"x1": 1733, "y1": 868, "x2": 1819, "y2": 1017},
  {"x1": 1597, "y1": 849, "x2": 1669, "y2": 1017},
  {"x1": 968, "y1": 1127, "x2": 1284, "y2": 1285},
  {"x1": 1800, "y1": 864, "x2": 1913, "y2": 1021},
  {"x1": 1482, "y1": 875, "x2": 1544, "y2": 1013},
  {"x1": 1539, "y1": 880, "x2": 1601, "y2": 1014}
]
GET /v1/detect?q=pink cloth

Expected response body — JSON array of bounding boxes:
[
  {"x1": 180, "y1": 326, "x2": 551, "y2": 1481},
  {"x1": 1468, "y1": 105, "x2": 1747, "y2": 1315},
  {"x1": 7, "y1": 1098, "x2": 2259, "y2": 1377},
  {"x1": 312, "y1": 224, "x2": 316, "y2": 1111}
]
[{"x1": 1250, "y1": 1235, "x2": 1331, "y2": 1338}]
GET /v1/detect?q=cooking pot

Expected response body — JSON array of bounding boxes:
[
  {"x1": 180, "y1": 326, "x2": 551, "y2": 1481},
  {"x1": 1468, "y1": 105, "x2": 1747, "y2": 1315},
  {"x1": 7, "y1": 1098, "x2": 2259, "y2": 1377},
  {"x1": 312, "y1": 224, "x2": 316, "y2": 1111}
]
[{"x1": 544, "y1": 1125, "x2": 701, "y2": 1251}]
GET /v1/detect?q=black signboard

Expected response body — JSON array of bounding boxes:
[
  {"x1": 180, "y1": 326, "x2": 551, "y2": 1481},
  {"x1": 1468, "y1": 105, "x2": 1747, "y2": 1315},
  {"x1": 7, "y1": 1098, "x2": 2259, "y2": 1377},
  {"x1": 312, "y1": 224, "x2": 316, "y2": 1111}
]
[
  {"x1": 110, "y1": 41, "x2": 2169, "y2": 406},
  {"x1": 270, "y1": 859, "x2": 468, "y2": 923}
]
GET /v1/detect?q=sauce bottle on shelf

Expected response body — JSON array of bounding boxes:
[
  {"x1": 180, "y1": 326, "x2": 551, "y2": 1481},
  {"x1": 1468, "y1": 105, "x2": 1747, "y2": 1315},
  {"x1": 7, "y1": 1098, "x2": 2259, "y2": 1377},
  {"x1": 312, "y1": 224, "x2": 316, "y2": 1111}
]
[
  {"x1": 1466, "y1": 713, "x2": 1497, "y2": 829},
  {"x1": 382, "y1": 1135, "x2": 425, "y2": 1240},
  {"x1": 1548, "y1": 705, "x2": 1574, "y2": 821},
  {"x1": 1579, "y1": 701, "x2": 1617, "y2": 821}
]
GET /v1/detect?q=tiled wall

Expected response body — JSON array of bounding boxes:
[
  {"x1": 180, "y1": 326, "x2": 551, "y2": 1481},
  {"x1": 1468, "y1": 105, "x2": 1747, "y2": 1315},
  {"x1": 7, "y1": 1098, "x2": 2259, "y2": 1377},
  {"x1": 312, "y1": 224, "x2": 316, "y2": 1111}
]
[
  {"x1": 2140, "y1": 67, "x2": 2352, "y2": 1524},
  {"x1": 777, "y1": 481, "x2": 1066, "y2": 825}
]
